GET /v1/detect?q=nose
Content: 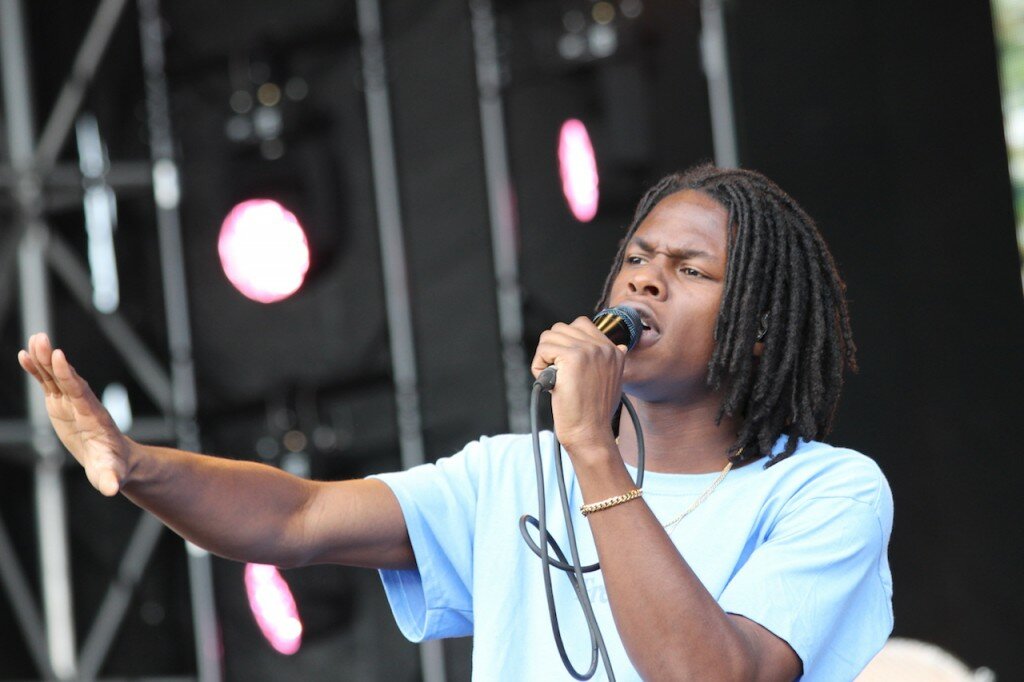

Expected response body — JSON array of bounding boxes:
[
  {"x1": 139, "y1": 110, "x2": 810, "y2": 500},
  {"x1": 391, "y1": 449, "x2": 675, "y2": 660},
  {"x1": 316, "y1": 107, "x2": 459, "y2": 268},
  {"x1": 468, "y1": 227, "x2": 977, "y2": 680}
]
[{"x1": 627, "y1": 264, "x2": 666, "y2": 299}]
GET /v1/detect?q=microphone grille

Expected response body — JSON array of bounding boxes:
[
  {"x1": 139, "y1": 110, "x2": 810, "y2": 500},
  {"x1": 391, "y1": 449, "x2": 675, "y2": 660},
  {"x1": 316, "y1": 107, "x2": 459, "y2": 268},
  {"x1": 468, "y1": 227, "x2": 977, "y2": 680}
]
[{"x1": 593, "y1": 306, "x2": 643, "y2": 350}]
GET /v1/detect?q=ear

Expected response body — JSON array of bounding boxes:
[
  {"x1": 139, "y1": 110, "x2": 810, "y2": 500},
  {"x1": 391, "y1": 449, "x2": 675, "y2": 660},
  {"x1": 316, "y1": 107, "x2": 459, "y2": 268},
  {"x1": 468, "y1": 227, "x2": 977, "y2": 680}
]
[{"x1": 753, "y1": 313, "x2": 769, "y2": 356}]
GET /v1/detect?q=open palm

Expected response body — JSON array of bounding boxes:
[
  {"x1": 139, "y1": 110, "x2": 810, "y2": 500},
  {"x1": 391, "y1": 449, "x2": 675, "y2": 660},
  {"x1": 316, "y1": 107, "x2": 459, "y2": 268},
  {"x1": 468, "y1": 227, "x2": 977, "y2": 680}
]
[{"x1": 18, "y1": 333, "x2": 131, "y2": 496}]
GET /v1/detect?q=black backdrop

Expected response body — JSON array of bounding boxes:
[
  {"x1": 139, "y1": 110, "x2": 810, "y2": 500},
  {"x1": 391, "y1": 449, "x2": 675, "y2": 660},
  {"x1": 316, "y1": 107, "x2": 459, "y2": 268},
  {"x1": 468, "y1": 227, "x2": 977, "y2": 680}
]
[
  {"x1": 728, "y1": 2, "x2": 1024, "y2": 675},
  {"x1": 0, "y1": 0, "x2": 1022, "y2": 679}
]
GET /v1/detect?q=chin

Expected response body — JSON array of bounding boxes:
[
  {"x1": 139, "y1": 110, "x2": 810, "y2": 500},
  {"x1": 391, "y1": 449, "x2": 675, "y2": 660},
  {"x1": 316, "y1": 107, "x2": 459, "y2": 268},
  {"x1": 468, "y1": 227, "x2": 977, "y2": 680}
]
[
  {"x1": 622, "y1": 373, "x2": 711, "y2": 405},
  {"x1": 621, "y1": 380, "x2": 673, "y2": 404}
]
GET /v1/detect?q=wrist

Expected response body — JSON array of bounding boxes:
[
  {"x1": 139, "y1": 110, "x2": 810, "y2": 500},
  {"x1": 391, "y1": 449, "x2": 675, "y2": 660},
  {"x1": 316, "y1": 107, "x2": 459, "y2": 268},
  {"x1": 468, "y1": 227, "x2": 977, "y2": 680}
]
[
  {"x1": 570, "y1": 444, "x2": 638, "y2": 506},
  {"x1": 560, "y1": 433, "x2": 620, "y2": 472},
  {"x1": 558, "y1": 427, "x2": 617, "y2": 458},
  {"x1": 120, "y1": 436, "x2": 147, "y2": 490}
]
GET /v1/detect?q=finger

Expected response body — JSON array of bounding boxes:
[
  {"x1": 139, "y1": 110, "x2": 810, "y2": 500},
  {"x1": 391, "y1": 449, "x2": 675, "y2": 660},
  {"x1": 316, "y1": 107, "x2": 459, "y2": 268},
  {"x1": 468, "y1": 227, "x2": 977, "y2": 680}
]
[
  {"x1": 537, "y1": 323, "x2": 621, "y2": 361},
  {"x1": 554, "y1": 319, "x2": 602, "y2": 342},
  {"x1": 94, "y1": 468, "x2": 121, "y2": 497},
  {"x1": 28, "y1": 334, "x2": 61, "y2": 396},
  {"x1": 50, "y1": 349, "x2": 102, "y2": 413},
  {"x1": 567, "y1": 316, "x2": 601, "y2": 333},
  {"x1": 530, "y1": 339, "x2": 576, "y2": 377},
  {"x1": 18, "y1": 350, "x2": 50, "y2": 390},
  {"x1": 564, "y1": 318, "x2": 624, "y2": 350},
  {"x1": 536, "y1": 323, "x2": 595, "y2": 351}
]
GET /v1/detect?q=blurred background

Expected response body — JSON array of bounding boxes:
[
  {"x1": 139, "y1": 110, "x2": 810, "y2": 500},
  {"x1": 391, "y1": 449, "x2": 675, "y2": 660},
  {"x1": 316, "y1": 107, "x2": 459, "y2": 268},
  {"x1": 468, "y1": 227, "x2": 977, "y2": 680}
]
[{"x1": 0, "y1": 0, "x2": 1021, "y2": 680}]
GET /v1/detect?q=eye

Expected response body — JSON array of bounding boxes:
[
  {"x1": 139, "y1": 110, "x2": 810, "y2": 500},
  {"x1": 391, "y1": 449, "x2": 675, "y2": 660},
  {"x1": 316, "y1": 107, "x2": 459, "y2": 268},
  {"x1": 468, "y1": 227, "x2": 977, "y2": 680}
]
[
  {"x1": 680, "y1": 266, "x2": 705, "y2": 278},
  {"x1": 625, "y1": 255, "x2": 646, "y2": 265}
]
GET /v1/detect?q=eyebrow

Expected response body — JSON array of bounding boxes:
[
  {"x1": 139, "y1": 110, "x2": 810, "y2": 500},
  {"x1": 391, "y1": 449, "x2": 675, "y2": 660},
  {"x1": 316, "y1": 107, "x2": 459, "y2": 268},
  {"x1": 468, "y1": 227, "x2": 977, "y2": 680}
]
[{"x1": 630, "y1": 237, "x2": 717, "y2": 262}]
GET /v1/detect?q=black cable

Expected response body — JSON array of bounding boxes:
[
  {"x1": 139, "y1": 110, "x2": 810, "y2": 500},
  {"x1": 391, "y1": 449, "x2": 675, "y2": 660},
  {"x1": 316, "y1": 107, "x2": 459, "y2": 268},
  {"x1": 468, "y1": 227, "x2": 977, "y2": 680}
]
[{"x1": 519, "y1": 381, "x2": 645, "y2": 681}]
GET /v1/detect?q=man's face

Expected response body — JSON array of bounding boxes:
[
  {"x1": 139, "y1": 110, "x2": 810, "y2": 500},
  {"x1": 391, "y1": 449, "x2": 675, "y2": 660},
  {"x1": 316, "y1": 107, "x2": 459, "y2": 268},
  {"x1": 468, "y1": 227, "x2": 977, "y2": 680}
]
[{"x1": 606, "y1": 189, "x2": 730, "y2": 403}]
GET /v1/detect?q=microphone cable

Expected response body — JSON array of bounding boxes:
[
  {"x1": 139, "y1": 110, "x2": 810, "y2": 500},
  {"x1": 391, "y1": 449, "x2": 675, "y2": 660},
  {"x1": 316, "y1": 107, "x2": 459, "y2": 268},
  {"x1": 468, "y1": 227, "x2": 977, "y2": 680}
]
[{"x1": 518, "y1": 379, "x2": 645, "y2": 681}]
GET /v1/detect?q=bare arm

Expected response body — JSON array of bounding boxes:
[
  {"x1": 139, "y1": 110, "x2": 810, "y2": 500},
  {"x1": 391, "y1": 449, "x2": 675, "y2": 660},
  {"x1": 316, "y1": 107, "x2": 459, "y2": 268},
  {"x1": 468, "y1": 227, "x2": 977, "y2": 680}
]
[
  {"x1": 19, "y1": 333, "x2": 413, "y2": 570},
  {"x1": 532, "y1": 319, "x2": 800, "y2": 681},
  {"x1": 573, "y1": 451, "x2": 800, "y2": 681}
]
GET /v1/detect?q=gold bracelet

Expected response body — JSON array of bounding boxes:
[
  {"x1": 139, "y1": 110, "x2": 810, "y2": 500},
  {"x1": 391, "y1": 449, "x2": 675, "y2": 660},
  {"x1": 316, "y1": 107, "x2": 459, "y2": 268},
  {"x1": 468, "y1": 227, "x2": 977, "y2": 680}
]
[{"x1": 579, "y1": 488, "x2": 643, "y2": 517}]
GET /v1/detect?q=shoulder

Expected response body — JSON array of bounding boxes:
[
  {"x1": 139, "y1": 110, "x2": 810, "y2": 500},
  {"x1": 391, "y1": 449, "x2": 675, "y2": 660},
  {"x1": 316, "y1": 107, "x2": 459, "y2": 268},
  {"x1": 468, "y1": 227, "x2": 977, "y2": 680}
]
[
  {"x1": 407, "y1": 432, "x2": 539, "y2": 484},
  {"x1": 756, "y1": 438, "x2": 893, "y2": 525},
  {"x1": 466, "y1": 432, "x2": 536, "y2": 455},
  {"x1": 443, "y1": 432, "x2": 536, "y2": 467},
  {"x1": 372, "y1": 432, "x2": 538, "y2": 509},
  {"x1": 777, "y1": 440, "x2": 888, "y2": 499}
]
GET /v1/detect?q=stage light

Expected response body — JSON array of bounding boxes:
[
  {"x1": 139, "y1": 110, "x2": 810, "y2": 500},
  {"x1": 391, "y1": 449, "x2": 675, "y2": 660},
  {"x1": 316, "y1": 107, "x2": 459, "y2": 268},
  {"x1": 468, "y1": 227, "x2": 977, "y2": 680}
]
[
  {"x1": 244, "y1": 563, "x2": 303, "y2": 655},
  {"x1": 218, "y1": 199, "x2": 310, "y2": 303},
  {"x1": 76, "y1": 113, "x2": 121, "y2": 314},
  {"x1": 558, "y1": 119, "x2": 600, "y2": 222},
  {"x1": 100, "y1": 383, "x2": 132, "y2": 432}
]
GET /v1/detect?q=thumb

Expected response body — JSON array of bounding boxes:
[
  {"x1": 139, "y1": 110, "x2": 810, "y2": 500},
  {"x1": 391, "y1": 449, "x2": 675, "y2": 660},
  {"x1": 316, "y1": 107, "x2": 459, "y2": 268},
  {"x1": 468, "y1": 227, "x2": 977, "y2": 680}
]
[{"x1": 87, "y1": 460, "x2": 124, "y2": 497}]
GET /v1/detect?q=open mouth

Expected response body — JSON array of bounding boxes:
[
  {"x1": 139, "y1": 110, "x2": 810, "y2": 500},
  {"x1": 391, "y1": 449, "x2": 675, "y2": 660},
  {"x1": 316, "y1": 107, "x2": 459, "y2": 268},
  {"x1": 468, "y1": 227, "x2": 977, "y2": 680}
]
[{"x1": 636, "y1": 315, "x2": 659, "y2": 345}]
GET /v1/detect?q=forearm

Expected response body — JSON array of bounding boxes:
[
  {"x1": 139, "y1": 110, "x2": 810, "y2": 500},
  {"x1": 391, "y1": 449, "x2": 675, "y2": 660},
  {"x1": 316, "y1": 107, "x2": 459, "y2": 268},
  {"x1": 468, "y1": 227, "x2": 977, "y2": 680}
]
[
  {"x1": 17, "y1": 336, "x2": 408, "y2": 569},
  {"x1": 120, "y1": 440, "x2": 318, "y2": 567},
  {"x1": 572, "y1": 448, "x2": 758, "y2": 681}
]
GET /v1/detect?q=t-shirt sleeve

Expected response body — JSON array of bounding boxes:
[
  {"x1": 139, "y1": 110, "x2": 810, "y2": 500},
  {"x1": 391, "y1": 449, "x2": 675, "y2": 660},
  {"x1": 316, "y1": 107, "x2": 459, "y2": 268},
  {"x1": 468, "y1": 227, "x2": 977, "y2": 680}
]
[
  {"x1": 717, "y1": 473, "x2": 894, "y2": 680},
  {"x1": 369, "y1": 440, "x2": 487, "y2": 642}
]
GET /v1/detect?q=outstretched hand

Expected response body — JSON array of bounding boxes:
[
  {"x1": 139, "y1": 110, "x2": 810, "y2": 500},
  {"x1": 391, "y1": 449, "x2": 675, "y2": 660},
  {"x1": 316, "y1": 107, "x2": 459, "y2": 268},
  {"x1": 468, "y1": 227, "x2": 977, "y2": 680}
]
[{"x1": 18, "y1": 333, "x2": 132, "y2": 496}]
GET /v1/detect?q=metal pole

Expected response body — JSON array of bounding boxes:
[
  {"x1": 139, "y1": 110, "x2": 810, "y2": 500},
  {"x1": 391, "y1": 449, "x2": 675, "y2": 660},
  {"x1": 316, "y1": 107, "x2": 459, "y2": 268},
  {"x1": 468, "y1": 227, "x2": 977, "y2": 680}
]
[
  {"x1": 0, "y1": 222, "x2": 30, "y2": 338},
  {"x1": 136, "y1": 1, "x2": 221, "y2": 680},
  {"x1": 1, "y1": 1, "x2": 78, "y2": 678},
  {"x1": 700, "y1": 0, "x2": 740, "y2": 168},
  {"x1": 468, "y1": 0, "x2": 531, "y2": 434},
  {"x1": 355, "y1": 0, "x2": 446, "y2": 680},
  {"x1": 33, "y1": 0, "x2": 128, "y2": 173},
  {"x1": 0, "y1": 513, "x2": 55, "y2": 679},
  {"x1": 77, "y1": 514, "x2": 165, "y2": 680},
  {"x1": 45, "y1": 234, "x2": 174, "y2": 413}
]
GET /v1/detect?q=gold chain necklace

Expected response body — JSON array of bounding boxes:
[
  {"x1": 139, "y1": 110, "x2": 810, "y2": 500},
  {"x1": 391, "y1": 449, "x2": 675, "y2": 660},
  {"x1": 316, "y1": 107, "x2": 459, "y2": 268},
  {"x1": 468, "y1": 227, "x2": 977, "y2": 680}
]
[
  {"x1": 616, "y1": 440, "x2": 740, "y2": 533},
  {"x1": 662, "y1": 459, "x2": 733, "y2": 533}
]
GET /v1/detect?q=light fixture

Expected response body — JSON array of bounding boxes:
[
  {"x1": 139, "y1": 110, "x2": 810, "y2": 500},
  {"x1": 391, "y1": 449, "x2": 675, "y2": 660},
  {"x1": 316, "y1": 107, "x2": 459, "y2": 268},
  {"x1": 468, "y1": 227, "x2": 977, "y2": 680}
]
[
  {"x1": 244, "y1": 563, "x2": 302, "y2": 655},
  {"x1": 218, "y1": 199, "x2": 311, "y2": 303},
  {"x1": 558, "y1": 119, "x2": 600, "y2": 222}
]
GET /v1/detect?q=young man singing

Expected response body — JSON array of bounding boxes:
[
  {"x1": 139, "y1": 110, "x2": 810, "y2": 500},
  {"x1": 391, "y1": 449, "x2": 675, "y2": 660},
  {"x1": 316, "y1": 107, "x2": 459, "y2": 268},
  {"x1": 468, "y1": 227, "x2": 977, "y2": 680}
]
[{"x1": 20, "y1": 164, "x2": 892, "y2": 680}]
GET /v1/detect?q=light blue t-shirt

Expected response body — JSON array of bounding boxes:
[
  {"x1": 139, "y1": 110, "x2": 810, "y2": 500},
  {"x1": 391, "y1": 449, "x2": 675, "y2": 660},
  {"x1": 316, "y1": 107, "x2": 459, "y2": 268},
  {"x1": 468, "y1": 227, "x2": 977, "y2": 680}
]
[{"x1": 373, "y1": 433, "x2": 893, "y2": 681}]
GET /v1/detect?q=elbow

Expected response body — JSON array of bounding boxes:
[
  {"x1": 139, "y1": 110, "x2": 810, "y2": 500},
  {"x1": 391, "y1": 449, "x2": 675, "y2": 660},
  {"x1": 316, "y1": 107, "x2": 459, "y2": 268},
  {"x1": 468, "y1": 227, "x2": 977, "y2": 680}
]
[
  {"x1": 268, "y1": 554, "x2": 306, "y2": 570},
  {"x1": 630, "y1": 648, "x2": 756, "y2": 682},
  {"x1": 728, "y1": 655, "x2": 758, "y2": 682},
  {"x1": 720, "y1": 626, "x2": 764, "y2": 682},
  {"x1": 703, "y1": 652, "x2": 759, "y2": 682}
]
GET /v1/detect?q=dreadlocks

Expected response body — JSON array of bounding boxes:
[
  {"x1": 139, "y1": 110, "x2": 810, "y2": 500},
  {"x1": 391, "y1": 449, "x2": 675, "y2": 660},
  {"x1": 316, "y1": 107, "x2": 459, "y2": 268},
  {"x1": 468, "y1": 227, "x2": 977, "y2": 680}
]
[{"x1": 598, "y1": 164, "x2": 857, "y2": 467}]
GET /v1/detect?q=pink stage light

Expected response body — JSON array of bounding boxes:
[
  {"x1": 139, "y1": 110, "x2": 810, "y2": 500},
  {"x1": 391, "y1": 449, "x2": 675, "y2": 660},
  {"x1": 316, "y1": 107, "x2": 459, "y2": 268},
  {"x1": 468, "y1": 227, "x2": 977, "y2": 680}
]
[
  {"x1": 218, "y1": 199, "x2": 311, "y2": 303},
  {"x1": 244, "y1": 563, "x2": 303, "y2": 655},
  {"x1": 558, "y1": 119, "x2": 599, "y2": 222}
]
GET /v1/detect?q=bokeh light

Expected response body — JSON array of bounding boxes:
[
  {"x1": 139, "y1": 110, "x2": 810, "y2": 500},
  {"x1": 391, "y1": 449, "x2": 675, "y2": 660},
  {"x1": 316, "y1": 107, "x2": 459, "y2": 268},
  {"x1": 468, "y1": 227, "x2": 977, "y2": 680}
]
[
  {"x1": 244, "y1": 563, "x2": 302, "y2": 655},
  {"x1": 218, "y1": 199, "x2": 310, "y2": 303},
  {"x1": 557, "y1": 119, "x2": 600, "y2": 222}
]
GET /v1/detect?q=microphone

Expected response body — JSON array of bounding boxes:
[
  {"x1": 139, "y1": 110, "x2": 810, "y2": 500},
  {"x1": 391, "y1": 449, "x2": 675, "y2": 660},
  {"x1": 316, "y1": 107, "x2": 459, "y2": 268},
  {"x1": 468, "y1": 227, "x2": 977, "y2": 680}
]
[{"x1": 536, "y1": 305, "x2": 643, "y2": 390}]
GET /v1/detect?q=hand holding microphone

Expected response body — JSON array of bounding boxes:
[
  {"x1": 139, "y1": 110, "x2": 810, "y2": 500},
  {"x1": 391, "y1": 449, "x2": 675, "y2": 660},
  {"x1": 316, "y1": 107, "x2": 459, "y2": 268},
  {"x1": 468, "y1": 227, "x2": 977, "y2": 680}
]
[{"x1": 530, "y1": 306, "x2": 642, "y2": 452}]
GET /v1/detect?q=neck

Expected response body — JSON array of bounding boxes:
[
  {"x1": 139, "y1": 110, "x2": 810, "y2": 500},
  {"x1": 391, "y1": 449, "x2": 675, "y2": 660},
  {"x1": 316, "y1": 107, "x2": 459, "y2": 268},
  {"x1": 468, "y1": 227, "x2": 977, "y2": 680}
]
[{"x1": 616, "y1": 396, "x2": 740, "y2": 474}]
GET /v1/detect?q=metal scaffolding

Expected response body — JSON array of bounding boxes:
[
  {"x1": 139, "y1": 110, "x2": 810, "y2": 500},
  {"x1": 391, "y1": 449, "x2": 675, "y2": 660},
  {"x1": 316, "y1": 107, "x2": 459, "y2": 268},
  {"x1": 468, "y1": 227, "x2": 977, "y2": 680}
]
[
  {"x1": 354, "y1": 1, "x2": 445, "y2": 680},
  {"x1": 469, "y1": 0, "x2": 531, "y2": 435},
  {"x1": 0, "y1": 1, "x2": 737, "y2": 680},
  {"x1": 0, "y1": 0, "x2": 219, "y2": 679},
  {"x1": 700, "y1": 0, "x2": 740, "y2": 168}
]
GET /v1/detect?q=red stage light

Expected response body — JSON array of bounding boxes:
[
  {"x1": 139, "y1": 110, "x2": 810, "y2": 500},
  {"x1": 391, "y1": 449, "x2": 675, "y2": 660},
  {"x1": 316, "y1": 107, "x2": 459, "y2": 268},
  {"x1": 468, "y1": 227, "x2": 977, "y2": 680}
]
[
  {"x1": 558, "y1": 119, "x2": 599, "y2": 222},
  {"x1": 244, "y1": 563, "x2": 303, "y2": 655},
  {"x1": 218, "y1": 199, "x2": 310, "y2": 303}
]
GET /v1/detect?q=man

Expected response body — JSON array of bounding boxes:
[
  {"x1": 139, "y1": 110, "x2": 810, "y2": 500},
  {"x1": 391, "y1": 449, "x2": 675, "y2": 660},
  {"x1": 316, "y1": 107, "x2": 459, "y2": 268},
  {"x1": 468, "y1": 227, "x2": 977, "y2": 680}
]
[{"x1": 19, "y1": 164, "x2": 892, "y2": 680}]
